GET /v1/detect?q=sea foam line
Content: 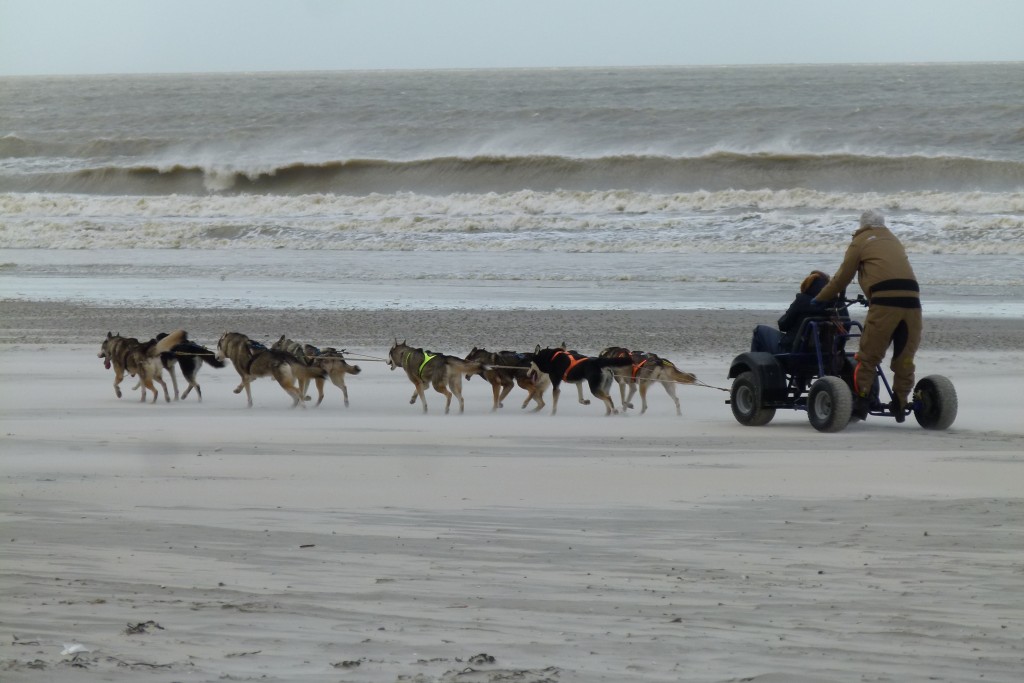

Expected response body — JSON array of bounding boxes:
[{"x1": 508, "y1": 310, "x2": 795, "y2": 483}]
[{"x1": 3, "y1": 188, "x2": 1023, "y2": 216}]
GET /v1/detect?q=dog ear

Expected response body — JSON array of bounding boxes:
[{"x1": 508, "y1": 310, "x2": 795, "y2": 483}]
[{"x1": 534, "y1": 344, "x2": 541, "y2": 353}]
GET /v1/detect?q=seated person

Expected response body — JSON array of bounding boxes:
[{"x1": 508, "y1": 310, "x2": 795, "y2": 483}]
[{"x1": 751, "y1": 270, "x2": 844, "y2": 354}]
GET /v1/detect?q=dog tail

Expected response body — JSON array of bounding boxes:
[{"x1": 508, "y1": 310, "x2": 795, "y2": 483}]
[
  {"x1": 446, "y1": 358, "x2": 483, "y2": 376},
  {"x1": 153, "y1": 329, "x2": 188, "y2": 356},
  {"x1": 203, "y1": 353, "x2": 227, "y2": 369},
  {"x1": 662, "y1": 361, "x2": 697, "y2": 385},
  {"x1": 189, "y1": 342, "x2": 226, "y2": 369},
  {"x1": 164, "y1": 341, "x2": 226, "y2": 369}
]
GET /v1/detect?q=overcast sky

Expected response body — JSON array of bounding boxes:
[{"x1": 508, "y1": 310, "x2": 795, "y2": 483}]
[{"x1": 2, "y1": 0, "x2": 1022, "y2": 76}]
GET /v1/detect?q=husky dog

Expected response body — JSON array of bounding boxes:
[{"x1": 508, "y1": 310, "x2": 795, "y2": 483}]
[
  {"x1": 272, "y1": 335, "x2": 315, "y2": 399},
  {"x1": 464, "y1": 347, "x2": 548, "y2": 412},
  {"x1": 98, "y1": 330, "x2": 186, "y2": 403},
  {"x1": 271, "y1": 335, "x2": 307, "y2": 361},
  {"x1": 161, "y1": 338, "x2": 226, "y2": 402},
  {"x1": 216, "y1": 331, "x2": 265, "y2": 398},
  {"x1": 99, "y1": 332, "x2": 142, "y2": 399},
  {"x1": 528, "y1": 345, "x2": 632, "y2": 416},
  {"x1": 600, "y1": 347, "x2": 698, "y2": 416},
  {"x1": 303, "y1": 344, "x2": 362, "y2": 407},
  {"x1": 387, "y1": 340, "x2": 481, "y2": 414},
  {"x1": 216, "y1": 332, "x2": 325, "y2": 408},
  {"x1": 245, "y1": 349, "x2": 322, "y2": 408},
  {"x1": 150, "y1": 331, "x2": 223, "y2": 400}
]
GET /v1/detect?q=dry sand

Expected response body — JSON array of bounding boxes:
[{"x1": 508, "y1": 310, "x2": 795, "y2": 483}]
[{"x1": 2, "y1": 301, "x2": 1023, "y2": 682}]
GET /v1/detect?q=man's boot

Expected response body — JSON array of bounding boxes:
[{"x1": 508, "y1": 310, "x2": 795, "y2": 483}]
[
  {"x1": 851, "y1": 395, "x2": 870, "y2": 421},
  {"x1": 889, "y1": 398, "x2": 907, "y2": 423}
]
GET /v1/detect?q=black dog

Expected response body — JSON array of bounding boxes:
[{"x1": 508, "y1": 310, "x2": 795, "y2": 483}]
[
  {"x1": 158, "y1": 335, "x2": 225, "y2": 402},
  {"x1": 528, "y1": 346, "x2": 632, "y2": 415}
]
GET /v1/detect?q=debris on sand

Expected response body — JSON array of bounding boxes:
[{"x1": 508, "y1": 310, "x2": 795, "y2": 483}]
[{"x1": 124, "y1": 620, "x2": 165, "y2": 635}]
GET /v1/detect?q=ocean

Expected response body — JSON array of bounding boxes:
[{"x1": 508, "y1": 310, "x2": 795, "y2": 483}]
[{"x1": 1, "y1": 63, "x2": 1022, "y2": 315}]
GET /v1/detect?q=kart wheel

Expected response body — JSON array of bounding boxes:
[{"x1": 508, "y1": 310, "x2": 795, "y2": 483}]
[
  {"x1": 730, "y1": 371, "x2": 775, "y2": 426},
  {"x1": 807, "y1": 376, "x2": 853, "y2": 433},
  {"x1": 913, "y1": 375, "x2": 958, "y2": 430}
]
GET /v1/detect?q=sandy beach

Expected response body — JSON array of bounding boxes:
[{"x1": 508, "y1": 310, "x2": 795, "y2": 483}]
[{"x1": 1, "y1": 301, "x2": 1022, "y2": 682}]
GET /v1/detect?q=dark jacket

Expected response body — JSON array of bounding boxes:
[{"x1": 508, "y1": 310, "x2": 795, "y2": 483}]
[
  {"x1": 777, "y1": 293, "x2": 826, "y2": 351},
  {"x1": 777, "y1": 278, "x2": 848, "y2": 352}
]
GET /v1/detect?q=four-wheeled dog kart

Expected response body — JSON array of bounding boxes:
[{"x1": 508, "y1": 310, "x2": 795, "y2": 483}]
[{"x1": 727, "y1": 297, "x2": 958, "y2": 433}]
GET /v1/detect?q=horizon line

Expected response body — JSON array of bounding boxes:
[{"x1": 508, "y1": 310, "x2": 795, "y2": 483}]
[{"x1": 2, "y1": 59, "x2": 1022, "y2": 79}]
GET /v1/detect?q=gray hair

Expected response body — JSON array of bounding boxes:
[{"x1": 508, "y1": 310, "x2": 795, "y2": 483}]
[{"x1": 860, "y1": 209, "x2": 886, "y2": 228}]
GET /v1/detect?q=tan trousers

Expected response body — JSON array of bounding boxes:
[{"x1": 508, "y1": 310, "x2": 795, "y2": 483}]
[{"x1": 854, "y1": 304, "x2": 922, "y2": 405}]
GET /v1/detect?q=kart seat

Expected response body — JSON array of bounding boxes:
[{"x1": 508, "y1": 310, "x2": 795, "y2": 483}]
[{"x1": 780, "y1": 315, "x2": 852, "y2": 375}]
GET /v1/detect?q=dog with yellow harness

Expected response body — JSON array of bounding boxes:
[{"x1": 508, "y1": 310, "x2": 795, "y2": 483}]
[{"x1": 387, "y1": 340, "x2": 481, "y2": 414}]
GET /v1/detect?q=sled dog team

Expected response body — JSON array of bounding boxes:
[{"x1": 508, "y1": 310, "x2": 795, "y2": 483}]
[{"x1": 98, "y1": 330, "x2": 699, "y2": 415}]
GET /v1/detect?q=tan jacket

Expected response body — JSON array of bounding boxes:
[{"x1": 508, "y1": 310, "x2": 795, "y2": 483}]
[{"x1": 815, "y1": 226, "x2": 919, "y2": 304}]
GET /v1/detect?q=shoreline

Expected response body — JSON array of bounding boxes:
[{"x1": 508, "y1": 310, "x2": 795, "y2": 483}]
[{"x1": 2, "y1": 300, "x2": 1022, "y2": 353}]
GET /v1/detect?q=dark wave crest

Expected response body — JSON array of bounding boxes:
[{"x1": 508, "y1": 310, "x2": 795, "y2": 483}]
[{"x1": 3, "y1": 152, "x2": 1022, "y2": 195}]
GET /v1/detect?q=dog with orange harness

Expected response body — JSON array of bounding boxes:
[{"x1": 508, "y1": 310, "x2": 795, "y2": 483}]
[
  {"x1": 600, "y1": 346, "x2": 698, "y2": 416},
  {"x1": 528, "y1": 345, "x2": 632, "y2": 416}
]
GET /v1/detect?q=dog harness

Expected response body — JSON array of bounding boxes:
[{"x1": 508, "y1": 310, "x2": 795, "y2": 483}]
[
  {"x1": 403, "y1": 349, "x2": 437, "y2": 378},
  {"x1": 553, "y1": 350, "x2": 588, "y2": 381},
  {"x1": 606, "y1": 348, "x2": 648, "y2": 379},
  {"x1": 418, "y1": 352, "x2": 437, "y2": 376}
]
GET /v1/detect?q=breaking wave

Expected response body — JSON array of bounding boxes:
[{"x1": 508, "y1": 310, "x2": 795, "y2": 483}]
[{"x1": 2, "y1": 152, "x2": 1022, "y2": 195}]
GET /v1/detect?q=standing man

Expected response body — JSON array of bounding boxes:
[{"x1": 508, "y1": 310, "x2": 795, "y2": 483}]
[{"x1": 813, "y1": 210, "x2": 921, "y2": 422}]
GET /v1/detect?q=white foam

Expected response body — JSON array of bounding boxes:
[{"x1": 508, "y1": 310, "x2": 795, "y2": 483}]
[{"x1": 1, "y1": 190, "x2": 1022, "y2": 255}]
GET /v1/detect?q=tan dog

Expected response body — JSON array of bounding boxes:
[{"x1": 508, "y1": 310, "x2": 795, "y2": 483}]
[
  {"x1": 272, "y1": 335, "x2": 315, "y2": 400},
  {"x1": 98, "y1": 330, "x2": 186, "y2": 403},
  {"x1": 216, "y1": 332, "x2": 324, "y2": 408},
  {"x1": 303, "y1": 344, "x2": 362, "y2": 407},
  {"x1": 600, "y1": 347, "x2": 697, "y2": 416},
  {"x1": 387, "y1": 340, "x2": 481, "y2": 414},
  {"x1": 464, "y1": 347, "x2": 548, "y2": 412}
]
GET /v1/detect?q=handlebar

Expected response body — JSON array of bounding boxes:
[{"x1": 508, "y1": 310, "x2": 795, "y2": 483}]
[{"x1": 818, "y1": 294, "x2": 867, "y2": 310}]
